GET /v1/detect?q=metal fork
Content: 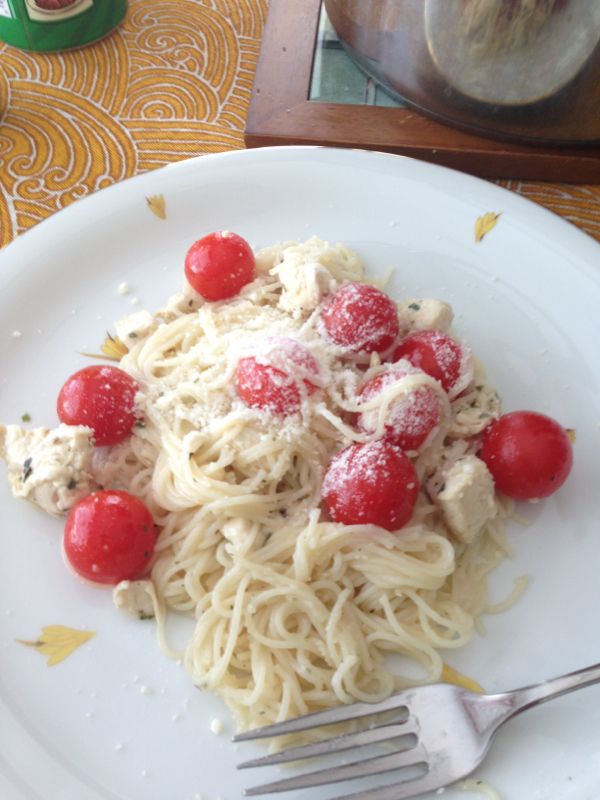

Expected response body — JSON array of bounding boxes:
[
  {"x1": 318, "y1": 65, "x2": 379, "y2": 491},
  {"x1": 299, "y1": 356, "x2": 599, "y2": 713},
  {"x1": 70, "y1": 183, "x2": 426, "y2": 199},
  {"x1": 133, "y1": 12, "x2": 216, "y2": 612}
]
[{"x1": 234, "y1": 662, "x2": 600, "y2": 799}]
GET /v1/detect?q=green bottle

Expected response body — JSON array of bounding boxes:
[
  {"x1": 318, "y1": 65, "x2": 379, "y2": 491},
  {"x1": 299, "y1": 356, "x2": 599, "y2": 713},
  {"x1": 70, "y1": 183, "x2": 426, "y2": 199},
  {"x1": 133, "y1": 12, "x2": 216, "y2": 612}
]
[{"x1": 0, "y1": 0, "x2": 127, "y2": 52}]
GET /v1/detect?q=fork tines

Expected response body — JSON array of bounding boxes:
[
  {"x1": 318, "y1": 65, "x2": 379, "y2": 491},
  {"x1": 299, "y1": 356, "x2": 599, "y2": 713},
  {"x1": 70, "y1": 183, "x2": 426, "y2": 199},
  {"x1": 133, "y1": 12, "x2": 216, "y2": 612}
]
[
  {"x1": 233, "y1": 691, "x2": 412, "y2": 742},
  {"x1": 234, "y1": 690, "x2": 429, "y2": 798}
]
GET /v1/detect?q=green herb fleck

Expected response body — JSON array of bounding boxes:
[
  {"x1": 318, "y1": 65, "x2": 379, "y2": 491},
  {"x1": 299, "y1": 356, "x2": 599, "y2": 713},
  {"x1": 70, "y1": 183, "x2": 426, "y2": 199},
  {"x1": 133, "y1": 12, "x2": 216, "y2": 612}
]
[
  {"x1": 67, "y1": 478, "x2": 77, "y2": 490},
  {"x1": 128, "y1": 332, "x2": 138, "y2": 339},
  {"x1": 21, "y1": 413, "x2": 31, "y2": 423},
  {"x1": 475, "y1": 385, "x2": 483, "y2": 391},
  {"x1": 23, "y1": 457, "x2": 33, "y2": 482},
  {"x1": 479, "y1": 412, "x2": 490, "y2": 419},
  {"x1": 138, "y1": 611, "x2": 154, "y2": 621},
  {"x1": 134, "y1": 420, "x2": 146, "y2": 428},
  {"x1": 408, "y1": 302, "x2": 421, "y2": 311}
]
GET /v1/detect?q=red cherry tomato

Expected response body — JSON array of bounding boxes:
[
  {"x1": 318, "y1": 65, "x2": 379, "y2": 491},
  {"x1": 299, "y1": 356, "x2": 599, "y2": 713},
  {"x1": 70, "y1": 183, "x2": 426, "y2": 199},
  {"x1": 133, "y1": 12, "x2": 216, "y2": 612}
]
[
  {"x1": 479, "y1": 411, "x2": 573, "y2": 500},
  {"x1": 184, "y1": 231, "x2": 255, "y2": 301},
  {"x1": 357, "y1": 369, "x2": 441, "y2": 452},
  {"x1": 64, "y1": 490, "x2": 156, "y2": 585},
  {"x1": 320, "y1": 283, "x2": 399, "y2": 354},
  {"x1": 235, "y1": 337, "x2": 319, "y2": 415},
  {"x1": 392, "y1": 330, "x2": 463, "y2": 395},
  {"x1": 322, "y1": 441, "x2": 419, "y2": 531},
  {"x1": 57, "y1": 365, "x2": 139, "y2": 447}
]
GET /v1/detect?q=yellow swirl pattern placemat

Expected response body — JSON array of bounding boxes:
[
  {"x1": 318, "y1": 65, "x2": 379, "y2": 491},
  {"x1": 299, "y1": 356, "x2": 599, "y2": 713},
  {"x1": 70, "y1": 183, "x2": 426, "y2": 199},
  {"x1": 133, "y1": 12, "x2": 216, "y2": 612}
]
[
  {"x1": 0, "y1": 0, "x2": 598, "y2": 247},
  {"x1": 0, "y1": 0, "x2": 266, "y2": 246},
  {"x1": 498, "y1": 180, "x2": 600, "y2": 242}
]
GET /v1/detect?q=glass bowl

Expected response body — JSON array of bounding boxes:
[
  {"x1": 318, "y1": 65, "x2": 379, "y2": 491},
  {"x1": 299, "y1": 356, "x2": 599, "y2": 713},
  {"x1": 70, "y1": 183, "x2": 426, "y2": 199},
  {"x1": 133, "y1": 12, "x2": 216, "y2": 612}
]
[{"x1": 324, "y1": 0, "x2": 600, "y2": 144}]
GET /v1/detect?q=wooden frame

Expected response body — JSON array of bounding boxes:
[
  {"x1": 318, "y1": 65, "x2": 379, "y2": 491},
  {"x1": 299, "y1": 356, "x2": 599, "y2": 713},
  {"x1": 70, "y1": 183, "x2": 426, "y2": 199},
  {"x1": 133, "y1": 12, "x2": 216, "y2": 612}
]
[{"x1": 245, "y1": 0, "x2": 600, "y2": 182}]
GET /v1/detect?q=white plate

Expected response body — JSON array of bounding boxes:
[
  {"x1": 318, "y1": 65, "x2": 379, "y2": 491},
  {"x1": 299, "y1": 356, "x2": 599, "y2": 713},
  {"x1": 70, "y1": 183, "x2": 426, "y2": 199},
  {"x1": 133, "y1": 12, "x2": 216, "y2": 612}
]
[{"x1": 1, "y1": 147, "x2": 599, "y2": 800}]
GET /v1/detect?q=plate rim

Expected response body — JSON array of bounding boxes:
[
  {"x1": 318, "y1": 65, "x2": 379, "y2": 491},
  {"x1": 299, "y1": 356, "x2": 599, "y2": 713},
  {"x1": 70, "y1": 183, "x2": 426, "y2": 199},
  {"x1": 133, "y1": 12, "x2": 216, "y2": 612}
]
[{"x1": 1, "y1": 146, "x2": 598, "y2": 274}]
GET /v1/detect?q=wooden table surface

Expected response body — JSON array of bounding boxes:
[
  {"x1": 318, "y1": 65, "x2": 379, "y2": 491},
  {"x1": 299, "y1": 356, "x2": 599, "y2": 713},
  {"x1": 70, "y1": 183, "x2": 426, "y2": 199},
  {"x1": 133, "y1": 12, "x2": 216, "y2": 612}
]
[{"x1": 0, "y1": 0, "x2": 598, "y2": 247}]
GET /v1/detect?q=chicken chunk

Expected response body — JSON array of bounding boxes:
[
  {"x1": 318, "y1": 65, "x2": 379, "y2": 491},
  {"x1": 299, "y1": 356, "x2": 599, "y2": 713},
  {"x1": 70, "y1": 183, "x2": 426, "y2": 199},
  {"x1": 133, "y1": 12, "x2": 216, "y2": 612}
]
[
  {"x1": 435, "y1": 455, "x2": 496, "y2": 543},
  {"x1": 265, "y1": 237, "x2": 364, "y2": 314},
  {"x1": 272, "y1": 255, "x2": 334, "y2": 313},
  {"x1": 398, "y1": 299, "x2": 454, "y2": 334},
  {"x1": 114, "y1": 309, "x2": 156, "y2": 345},
  {"x1": 91, "y1": 441, "x2": 143, "y2": 493},
  {"x1": 113, "y1": 579, "x2": 158, "y2": 620},
  {"x1": 0, "y1": 423, "x2": 97, "y2": 516}
]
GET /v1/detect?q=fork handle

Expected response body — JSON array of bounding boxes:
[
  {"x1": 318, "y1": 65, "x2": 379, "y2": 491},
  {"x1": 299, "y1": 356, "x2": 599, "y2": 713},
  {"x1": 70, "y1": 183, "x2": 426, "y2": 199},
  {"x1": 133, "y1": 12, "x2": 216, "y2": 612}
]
[{"x1": 483, "y1": 662, "x2": 600, "y2": 731}]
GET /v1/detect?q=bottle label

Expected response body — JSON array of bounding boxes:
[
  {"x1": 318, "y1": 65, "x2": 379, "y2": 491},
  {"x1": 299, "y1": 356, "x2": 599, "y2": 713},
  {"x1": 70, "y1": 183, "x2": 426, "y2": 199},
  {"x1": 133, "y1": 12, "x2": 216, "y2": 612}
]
[
  {"x1": 24, "y1": 0, "x2": 93, "y2": 22},
  {"x1": 0, "y1": 0, "x2": 126, "y2": 51}
]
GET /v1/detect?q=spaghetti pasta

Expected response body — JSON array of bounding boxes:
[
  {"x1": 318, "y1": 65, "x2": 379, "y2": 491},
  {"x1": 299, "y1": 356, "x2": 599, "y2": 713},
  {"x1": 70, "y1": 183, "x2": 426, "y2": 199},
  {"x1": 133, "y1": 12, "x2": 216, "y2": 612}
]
[{"x1": 104, "y1": 237, "x2": 514, "y2": 732}]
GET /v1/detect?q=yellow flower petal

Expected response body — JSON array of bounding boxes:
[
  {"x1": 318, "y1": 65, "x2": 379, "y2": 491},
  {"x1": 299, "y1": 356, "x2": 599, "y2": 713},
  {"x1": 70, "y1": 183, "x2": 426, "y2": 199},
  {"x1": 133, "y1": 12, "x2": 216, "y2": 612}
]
[
  {"x1": 18, "y1": 625, "x2": 96, "y2": 667},
  {"x1": 146, "y1": 194, "x2": 166, "y2": 220},
  {"x1": 101, "y1": 333, "x2": 128, "y2": 360},
  {"x1": 80, "y1": 333, "x2": 128, "y2": 362},
  {"x1": 475, "y1": 212, "x2": 502, "y2": 243},
  {"x1": 441, "y1": 663, "x2": 485, "y2": 694}
]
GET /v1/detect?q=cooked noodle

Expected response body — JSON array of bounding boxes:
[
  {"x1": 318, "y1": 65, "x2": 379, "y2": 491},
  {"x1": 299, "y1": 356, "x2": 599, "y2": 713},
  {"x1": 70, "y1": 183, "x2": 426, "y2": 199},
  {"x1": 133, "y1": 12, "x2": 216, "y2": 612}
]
[{"x1": 108, "y1": 238, "x2": 516, "y2": 732}]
